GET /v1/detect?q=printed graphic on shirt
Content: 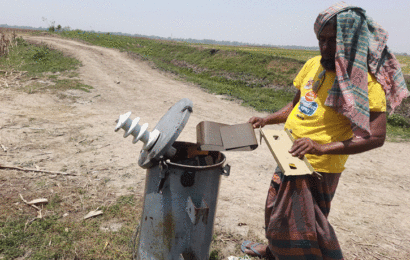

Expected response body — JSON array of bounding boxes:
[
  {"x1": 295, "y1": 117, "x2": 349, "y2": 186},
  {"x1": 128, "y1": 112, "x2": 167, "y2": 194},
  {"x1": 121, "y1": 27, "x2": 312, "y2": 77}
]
[
  {"x1": 304, "y1": 78, "x2": 314, "y2": 89},
  {"x1": 299, "y1": 91, "x2": 318, "y2": 116}
]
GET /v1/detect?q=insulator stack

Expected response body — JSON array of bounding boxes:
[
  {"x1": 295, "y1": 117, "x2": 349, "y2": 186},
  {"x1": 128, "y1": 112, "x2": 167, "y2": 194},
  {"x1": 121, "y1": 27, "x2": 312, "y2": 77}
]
[{"x1": 115, "y1": 112, "x2": 160, "y2": 150}]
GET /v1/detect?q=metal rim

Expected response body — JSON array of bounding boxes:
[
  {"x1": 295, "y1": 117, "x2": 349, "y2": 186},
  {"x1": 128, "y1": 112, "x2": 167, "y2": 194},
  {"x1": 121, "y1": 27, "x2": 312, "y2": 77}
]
[{"x1": 165, "y1": 153, "x2": 226, "y2": 171}]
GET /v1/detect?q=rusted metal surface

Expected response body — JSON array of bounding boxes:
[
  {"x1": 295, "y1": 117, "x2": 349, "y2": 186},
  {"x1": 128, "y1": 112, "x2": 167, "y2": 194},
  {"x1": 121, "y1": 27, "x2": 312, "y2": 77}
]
[{"x1": 196, "y1": 121, "x2": 258, "y2": 151}]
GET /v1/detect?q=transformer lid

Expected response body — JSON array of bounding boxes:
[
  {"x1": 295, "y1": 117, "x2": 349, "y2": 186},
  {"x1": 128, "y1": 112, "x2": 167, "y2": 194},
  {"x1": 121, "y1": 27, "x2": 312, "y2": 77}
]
[{"x1": 138, "y1": 98, "x2": 193, "y2": 169}]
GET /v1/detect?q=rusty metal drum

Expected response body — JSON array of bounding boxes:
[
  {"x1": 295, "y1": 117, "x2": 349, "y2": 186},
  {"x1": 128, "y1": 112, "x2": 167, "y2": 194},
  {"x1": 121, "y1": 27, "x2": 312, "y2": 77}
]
[{"x1": 137, "y1": 141, "x2": 229, "y2": 260}]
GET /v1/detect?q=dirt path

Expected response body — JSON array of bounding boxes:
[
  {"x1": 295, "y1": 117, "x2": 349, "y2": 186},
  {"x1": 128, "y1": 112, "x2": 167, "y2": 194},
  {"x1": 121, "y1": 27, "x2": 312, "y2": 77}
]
[{"x1": 1, "y1": 35, "x2": 409, "y2": 259}]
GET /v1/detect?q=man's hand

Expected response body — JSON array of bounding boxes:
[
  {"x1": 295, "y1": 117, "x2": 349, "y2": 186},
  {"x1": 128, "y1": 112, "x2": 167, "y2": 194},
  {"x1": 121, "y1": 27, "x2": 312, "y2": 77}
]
[
  {"x1": 291, "y1": 112, "x2": 387, "y2": 157},
  {"x1": 289, "y1": 138, "x2": 324, "y2": 159},
  {"x1": 248, "y1": 117, "x2": 266, "y2": 129},
  {"x1": 247, "y1": 90, "x2": 300, "y2": 129}
]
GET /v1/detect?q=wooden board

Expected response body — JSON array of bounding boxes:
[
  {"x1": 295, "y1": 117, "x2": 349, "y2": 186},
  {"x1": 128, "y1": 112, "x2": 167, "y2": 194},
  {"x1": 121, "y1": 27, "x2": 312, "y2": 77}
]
[
  {"x1": 220, "y1": 123, "x2": 258, "y2": 151},
  {"x1": 260, "y1": 129, "x2": 315, "y2": 176},
  {"x1": 196, "y1": 121, "x2": 258, "y2": 151}
]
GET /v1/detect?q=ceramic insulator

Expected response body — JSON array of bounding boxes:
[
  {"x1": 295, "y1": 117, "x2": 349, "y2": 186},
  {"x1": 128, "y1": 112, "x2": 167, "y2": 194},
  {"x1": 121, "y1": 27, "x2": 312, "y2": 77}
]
[{"x1": 115, "y1": 112, "x2": 160, "y2": 150}]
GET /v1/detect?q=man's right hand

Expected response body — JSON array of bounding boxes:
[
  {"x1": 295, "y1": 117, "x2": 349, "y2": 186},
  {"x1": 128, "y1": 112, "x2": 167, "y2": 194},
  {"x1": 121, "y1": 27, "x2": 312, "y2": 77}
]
[{"x1": 248, "y1": 117, "x2": 266, "y2": 129}]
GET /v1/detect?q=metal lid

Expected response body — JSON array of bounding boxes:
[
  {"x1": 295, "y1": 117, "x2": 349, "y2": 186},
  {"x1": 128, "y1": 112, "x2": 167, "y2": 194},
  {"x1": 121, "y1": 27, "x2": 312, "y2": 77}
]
[{"x1": 138, "y1": 98, "x2": 193, "y2": 168}]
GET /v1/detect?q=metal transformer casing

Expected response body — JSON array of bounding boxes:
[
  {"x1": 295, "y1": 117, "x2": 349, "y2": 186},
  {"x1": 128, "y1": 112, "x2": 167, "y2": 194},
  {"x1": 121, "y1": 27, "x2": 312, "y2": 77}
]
[
  {"x1": 116, "y1": 99, "x2": 230, "y2": 260},
  {"x1": 137, "y1": 142, "x2": 227, "y2": 260}
]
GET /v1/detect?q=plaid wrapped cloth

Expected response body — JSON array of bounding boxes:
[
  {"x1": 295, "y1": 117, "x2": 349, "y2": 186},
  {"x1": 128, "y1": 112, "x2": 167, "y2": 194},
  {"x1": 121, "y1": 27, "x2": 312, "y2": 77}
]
[
  {"x1": 265, "y1": 168, "x2": 343, "y2": 260},
  {"x1": 314, "y1": 2, "x2": 409, "y2": 134}
]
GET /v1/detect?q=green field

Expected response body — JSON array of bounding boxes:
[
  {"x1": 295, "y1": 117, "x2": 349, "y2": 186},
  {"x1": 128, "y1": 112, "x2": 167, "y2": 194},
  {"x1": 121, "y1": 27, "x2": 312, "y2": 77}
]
[
  {"x1": 56, "y1": 30, "x2": 410, "y2": 139},
  {"x1": 396, "y1": 55, "x2": 410, "y2": 75},
  {"x1": 59, "y1": 30, "x2": 309, "y2": 113},
  {"x1": 0, "y1": 37, "x2": 93, "y2": 95},
  {"x1": 214, "y1": 45, "x2": 320, "y2": 62}
]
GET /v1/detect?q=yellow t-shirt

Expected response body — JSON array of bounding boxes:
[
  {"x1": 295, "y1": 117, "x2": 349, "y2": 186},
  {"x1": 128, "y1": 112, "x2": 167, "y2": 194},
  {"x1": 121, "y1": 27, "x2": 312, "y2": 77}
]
[{"x1": 284, "y1": 56, "x2": 386, "y2": 173}]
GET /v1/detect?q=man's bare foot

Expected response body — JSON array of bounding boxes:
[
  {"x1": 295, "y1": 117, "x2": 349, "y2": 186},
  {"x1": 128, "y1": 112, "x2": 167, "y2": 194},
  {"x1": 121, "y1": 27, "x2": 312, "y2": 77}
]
[{"x1": 241, "y1": 241, "x2": 274, "y2": 259}]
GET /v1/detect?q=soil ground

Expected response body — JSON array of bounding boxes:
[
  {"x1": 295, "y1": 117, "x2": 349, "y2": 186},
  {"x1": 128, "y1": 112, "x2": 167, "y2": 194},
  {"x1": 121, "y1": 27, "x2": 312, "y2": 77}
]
[{"x1": 1, "y1": 35, "x2": 409, "y2": 259}]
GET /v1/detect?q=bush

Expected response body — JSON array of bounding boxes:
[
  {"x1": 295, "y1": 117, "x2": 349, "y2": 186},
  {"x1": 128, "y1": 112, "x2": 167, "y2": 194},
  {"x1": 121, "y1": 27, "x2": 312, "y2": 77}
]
[
  {"x1": 387, "y1": 114, "x2": 410, "y2": 128},
  {"x1": 31, "y1": 46, "x2": 50, "y2": 63}
]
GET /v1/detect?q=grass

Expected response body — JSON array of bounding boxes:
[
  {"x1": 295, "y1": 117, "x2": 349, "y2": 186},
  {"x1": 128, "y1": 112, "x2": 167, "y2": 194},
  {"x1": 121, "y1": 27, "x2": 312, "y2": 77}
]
[
  {"x1": 0, "y1": 30, "x2": 17, "y2": 57},
  {"x1": 0, "y1": 170, "x2": 253, "y2": 260},
  {"x1": 23, "y1": 80, "x2": 92, "y2": 95},
  {"x1": 0, "y1": 193, "x2": 142, "y2": 259},
  {"x1": 1, "y1": 38, "x2": 80, "y2": 76},
  {"x1": 386, "y1": 112, "x2": 410, "y2": 141},
  {"x1": 0, "y1": 162, "x2": 250, "y2": 260},
  {"x1": 215, "y1": 44, "x2": 320, "y2": 62},
  {"x1": 396, "y1": 55, "x2": 410, "y2": 75},
  {"x1": 0, "y1": 36, "x2": 92, "y2": 96},
  {"x1": 0, "y1": 150, "x2": 142, "y2": 259}
]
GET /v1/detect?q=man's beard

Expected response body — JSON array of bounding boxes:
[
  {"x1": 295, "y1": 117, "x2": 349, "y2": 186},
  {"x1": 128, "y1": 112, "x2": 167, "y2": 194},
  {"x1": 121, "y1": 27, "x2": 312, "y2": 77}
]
[{"x1": 320, "y1": 57, "x2": 336, "y2": 71}]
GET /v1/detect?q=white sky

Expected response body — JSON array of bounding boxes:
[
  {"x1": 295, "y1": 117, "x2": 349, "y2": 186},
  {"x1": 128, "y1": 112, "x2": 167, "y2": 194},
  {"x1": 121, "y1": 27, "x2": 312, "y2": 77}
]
[{"x1": 2, "y1": 0, "x2": 410, "y2": 53}]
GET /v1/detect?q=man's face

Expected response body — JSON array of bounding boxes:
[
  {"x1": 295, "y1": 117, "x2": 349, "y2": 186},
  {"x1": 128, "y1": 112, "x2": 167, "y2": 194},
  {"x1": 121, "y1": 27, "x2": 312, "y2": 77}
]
[{"x1": 319, "y1": 24, "x2": 337, "y2": 71}]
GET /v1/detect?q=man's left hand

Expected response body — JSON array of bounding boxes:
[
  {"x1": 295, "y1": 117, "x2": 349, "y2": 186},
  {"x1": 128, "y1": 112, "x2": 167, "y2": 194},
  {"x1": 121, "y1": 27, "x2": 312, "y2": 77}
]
[{"x1": 289, "y1": 138, "x2": 324, "y2": 159}]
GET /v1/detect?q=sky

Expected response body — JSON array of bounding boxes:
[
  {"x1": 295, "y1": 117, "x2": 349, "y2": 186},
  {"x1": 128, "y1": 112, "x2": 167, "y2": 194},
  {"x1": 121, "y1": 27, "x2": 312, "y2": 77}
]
[{"x1": 2, "y1": 0, "x2": 410, "y2": 53}]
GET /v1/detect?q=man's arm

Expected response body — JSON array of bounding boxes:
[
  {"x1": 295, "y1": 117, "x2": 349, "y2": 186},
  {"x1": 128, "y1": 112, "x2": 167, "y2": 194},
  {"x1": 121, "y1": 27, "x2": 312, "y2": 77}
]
[
  {"x1": 248, "y1": 90, "x2": 301, "y2": 128},
  {"x1": 289, "y1": 111, "x2": 387, "y2": 158}
]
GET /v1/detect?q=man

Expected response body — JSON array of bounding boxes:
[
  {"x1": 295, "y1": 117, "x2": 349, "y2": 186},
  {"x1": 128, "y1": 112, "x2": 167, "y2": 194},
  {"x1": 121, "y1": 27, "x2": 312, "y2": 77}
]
[{"x1": 242, "y1": 2, "x2": 409, "y2": 260}]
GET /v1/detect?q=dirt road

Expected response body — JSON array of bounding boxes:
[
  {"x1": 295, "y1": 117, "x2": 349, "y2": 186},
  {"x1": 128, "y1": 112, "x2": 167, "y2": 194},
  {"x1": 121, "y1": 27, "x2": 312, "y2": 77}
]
[{"x1": 1, "y1": 35, "x2": 409, "y2": 259}]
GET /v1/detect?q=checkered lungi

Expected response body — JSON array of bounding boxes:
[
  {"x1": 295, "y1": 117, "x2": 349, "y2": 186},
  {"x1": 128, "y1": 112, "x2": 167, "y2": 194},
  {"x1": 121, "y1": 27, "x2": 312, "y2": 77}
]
[{"x1": 265, "y1": 168, "x2": 344, "y2": 260}]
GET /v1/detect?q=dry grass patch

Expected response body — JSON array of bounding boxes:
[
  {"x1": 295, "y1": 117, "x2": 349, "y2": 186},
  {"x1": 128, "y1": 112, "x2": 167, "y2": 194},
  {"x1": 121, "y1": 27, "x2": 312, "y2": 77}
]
[
  {"x1": 0, "y1": 30, "x2": 18, "y2": 57},
  {"x1": 0, "y1": 169, "x2": 143, "y2": 259}
]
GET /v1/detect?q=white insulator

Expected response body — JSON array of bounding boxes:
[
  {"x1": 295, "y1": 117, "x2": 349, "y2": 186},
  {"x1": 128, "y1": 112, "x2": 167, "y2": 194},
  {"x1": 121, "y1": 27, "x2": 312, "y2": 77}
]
[
  {"x1": 132, "y1": 123, "x2": 148, "y2": 144},
  {"x1": 124, "y1": 117, "x2": 141, "y2": 138},
  {"x1": 115, "y1": 112, "x2": 160, "y2": 150},
  {"x1": 115, "y1": 112, "x2": 132, "y2": 133},
  {"x1": 143, "y1": 129, "x2": 160, "y2": 150},
  {"x1": 125, "y1": 117, "x2": 141, "y2": 138}
]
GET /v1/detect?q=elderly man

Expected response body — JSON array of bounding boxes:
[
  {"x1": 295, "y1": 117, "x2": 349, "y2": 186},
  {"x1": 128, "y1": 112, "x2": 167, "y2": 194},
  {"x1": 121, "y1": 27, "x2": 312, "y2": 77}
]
[{"x1": 243, "y1": 2, "x2": 409, "y2": 260}]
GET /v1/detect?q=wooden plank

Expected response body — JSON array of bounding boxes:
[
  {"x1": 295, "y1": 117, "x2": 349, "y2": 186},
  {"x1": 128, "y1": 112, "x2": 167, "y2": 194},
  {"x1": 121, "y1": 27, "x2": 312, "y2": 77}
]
[
  {"x1": 220, "y1": 123, "x2": 258, "y2": 151},
  {"x1": 260, "y1": 128, "x2": 315, "y2": 176},
  {"x1": 196, "y1": 121, "x2": 258, "y2": 151}
]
